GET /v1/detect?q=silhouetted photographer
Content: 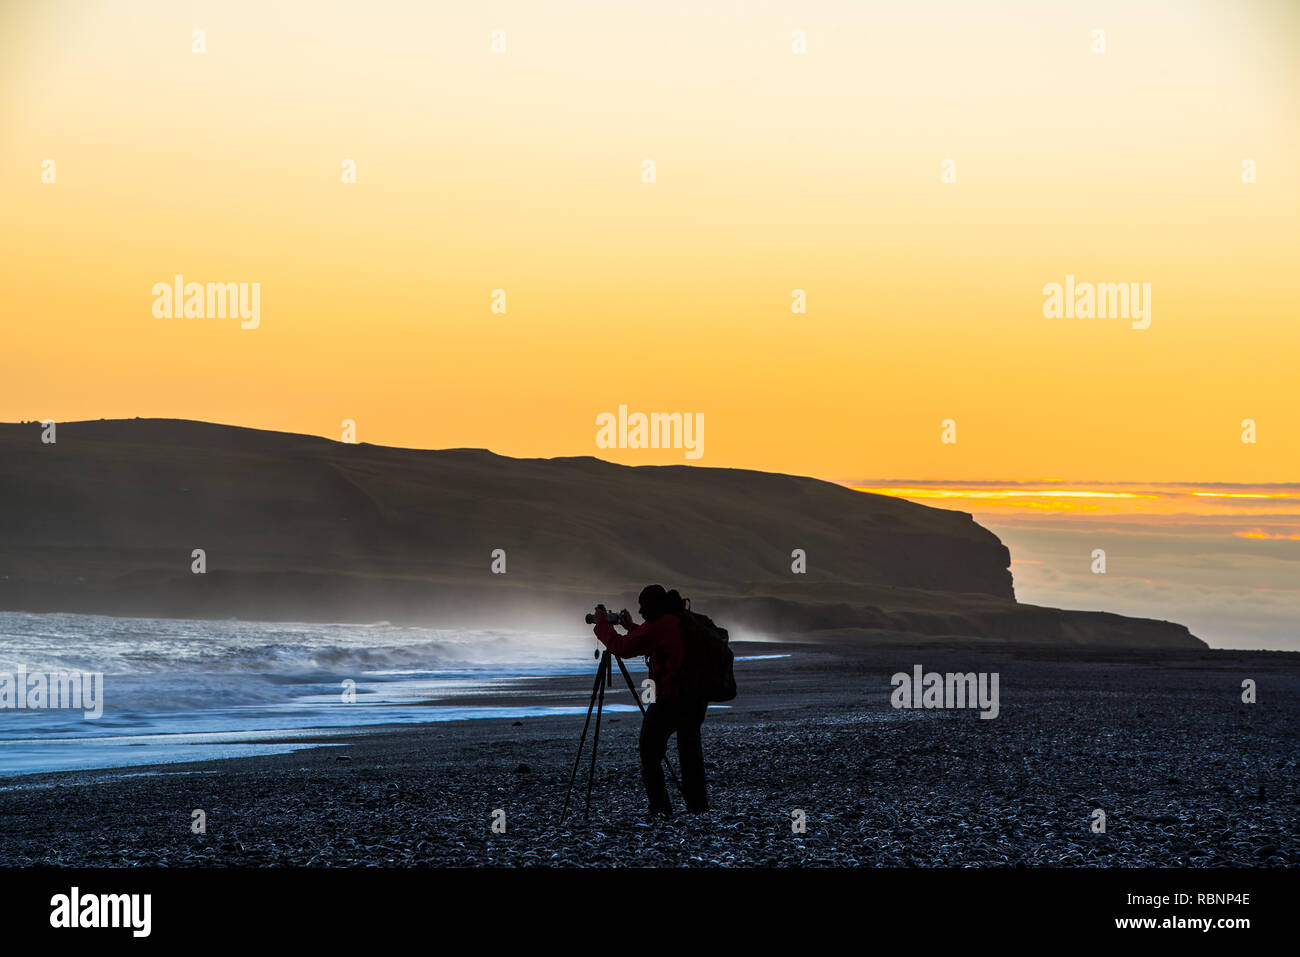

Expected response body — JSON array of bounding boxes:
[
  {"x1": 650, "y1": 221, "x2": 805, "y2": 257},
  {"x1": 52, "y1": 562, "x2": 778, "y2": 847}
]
[{"x1": 591, "y1": 584, "x2": 735, "y2": 819}]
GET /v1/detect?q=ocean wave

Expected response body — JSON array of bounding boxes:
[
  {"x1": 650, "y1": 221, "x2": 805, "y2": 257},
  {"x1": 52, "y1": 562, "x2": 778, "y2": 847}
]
[{"x1": 0, "y1": 611, "x2": 588, "y2": 677}]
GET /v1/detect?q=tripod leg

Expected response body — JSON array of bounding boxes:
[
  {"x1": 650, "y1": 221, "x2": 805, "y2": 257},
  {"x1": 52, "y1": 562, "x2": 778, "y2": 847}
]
[
  {"x1": 583, "y1": 652, "x2": 611, "y2": 820},
  {"x1": 613, "y1": 656, "x2": 681, "y2": 791},
  {"x1": 560, "y1": 652, "x2": 608, "y2": 823},
  {"x1": 613, "y1": 655, "x2": 652, "y2": 716}
]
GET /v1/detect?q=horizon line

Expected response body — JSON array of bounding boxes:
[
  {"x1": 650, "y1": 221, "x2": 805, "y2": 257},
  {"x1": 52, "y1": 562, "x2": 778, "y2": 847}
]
[{"x1": 4, "y1": 416, "x2": 1295, "y2": 492}]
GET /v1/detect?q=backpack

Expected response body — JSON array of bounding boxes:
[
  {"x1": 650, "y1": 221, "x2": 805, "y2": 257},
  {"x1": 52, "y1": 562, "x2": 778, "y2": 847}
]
[{"x1": 675, "y1": 609, "x2": 737, "y2": 703}]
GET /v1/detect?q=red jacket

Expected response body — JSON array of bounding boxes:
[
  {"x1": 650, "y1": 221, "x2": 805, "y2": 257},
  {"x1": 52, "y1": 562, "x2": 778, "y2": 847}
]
[{"x1": 594, "y1": 614, "x2": 685, "y2": 699}]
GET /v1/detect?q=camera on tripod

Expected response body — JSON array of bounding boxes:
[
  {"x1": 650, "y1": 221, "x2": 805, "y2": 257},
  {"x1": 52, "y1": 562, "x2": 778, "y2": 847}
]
[{"x1": 584, "y1": 604, "x2": 627, "y2": 626}]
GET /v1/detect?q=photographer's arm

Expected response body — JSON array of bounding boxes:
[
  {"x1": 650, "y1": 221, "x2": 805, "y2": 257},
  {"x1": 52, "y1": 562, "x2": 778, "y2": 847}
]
[{"x1": 594, "y1": 616, "x2": 668, "y2": 659}]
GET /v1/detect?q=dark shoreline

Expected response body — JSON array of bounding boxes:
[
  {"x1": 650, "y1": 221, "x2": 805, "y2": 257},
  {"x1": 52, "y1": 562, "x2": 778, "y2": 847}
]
[{"x1": 1, "y1": 637, "x2": 1295, "y2": 867}]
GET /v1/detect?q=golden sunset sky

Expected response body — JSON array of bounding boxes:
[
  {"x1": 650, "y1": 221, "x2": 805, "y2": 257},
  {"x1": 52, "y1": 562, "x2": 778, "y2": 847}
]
[{"x1": 2, "y1": 0, "x2": 1297, "y2": 484}]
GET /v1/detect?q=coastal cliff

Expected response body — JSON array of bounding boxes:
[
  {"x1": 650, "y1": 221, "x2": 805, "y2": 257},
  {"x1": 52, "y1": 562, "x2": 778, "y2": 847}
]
[{"x1": 0, "y1": 419, "x2": 1203, "y2": 649}]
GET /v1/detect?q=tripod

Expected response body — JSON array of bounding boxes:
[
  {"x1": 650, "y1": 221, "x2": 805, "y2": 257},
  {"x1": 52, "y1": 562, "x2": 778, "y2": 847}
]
[{"x1": 560, "y1": 648, "x2": 679, "y2": 822}]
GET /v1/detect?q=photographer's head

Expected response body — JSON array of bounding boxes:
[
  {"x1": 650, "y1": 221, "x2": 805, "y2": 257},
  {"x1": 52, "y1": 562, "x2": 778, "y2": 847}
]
[{"x1": 638, "y1": 584, "x2": 686, "y2": 622}]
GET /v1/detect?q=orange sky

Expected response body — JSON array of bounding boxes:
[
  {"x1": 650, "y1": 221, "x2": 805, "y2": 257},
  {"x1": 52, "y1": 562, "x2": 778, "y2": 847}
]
[
  {"x1": 2, "y1": 0, "x2": 1297, "y2": 485},
  {"x1": 849, "y1": 480, "x2": 1300, "y2": 534}
]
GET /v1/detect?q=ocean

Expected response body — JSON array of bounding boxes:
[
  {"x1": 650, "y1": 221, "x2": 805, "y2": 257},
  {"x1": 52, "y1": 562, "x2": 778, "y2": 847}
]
[{"x1": 0, "y1": 611, "x2": 643, "y2": 777}]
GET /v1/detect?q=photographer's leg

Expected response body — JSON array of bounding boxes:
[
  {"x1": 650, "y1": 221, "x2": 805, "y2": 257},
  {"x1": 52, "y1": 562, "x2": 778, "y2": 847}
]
[
  {"x1": 639, "y1": 703, "x2": 673, "y2": 816},
  {"x1": 677, "y1": 698, "x2": 710, "y2": 812}
]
